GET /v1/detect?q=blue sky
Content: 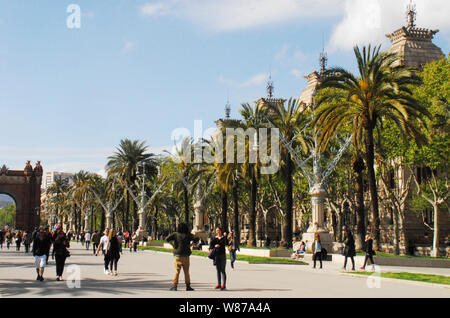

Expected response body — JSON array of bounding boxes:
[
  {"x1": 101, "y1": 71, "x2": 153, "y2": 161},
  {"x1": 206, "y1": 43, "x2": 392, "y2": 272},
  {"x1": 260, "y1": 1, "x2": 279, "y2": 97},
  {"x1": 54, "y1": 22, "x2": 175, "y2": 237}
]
[{"x1": 0, "y1": 0, "x2": 448, "y2": 176}]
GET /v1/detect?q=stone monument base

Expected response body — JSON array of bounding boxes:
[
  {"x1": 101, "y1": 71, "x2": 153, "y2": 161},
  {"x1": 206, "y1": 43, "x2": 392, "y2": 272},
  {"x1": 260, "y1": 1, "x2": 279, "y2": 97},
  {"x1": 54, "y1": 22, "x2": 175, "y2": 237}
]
[
  {"x1": 192, "y1": 229, "x2": 208, "y2": 242},
  {"x1": 136, "y1": 228, "x2": 149, "y2": 241}
]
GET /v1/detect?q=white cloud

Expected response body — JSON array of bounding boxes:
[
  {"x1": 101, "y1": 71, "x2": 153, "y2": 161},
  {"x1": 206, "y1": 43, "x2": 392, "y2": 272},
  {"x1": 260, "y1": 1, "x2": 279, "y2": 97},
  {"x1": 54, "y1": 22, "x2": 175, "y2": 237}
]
[
  {"x1": 140, "y1": 0, "x2": 342, "y2": 31},
  {"x1": 121, "y1": 39, "x2": 136, "y2": 54},
  {"x1": 219, "y1": 73, "x2": 269, "y2": 88},
  {"x1": 139, "y1": 0, "x2": 449, "y2": 51},
  {"x1": 328, "y1": 0, "x2": 450, "y2": 52},
  {"x1": 275, "y1": 44, "x2": 289, "y2": 62},
  {"x1": 291, "y1": 69, "x2": 303, "y2": 79}
]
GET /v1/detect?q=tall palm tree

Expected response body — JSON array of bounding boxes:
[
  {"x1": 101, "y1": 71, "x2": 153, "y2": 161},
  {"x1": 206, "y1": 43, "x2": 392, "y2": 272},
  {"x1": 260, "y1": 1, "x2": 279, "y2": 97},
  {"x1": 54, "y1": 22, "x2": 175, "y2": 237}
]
[
  {"x1": 265, "y1": 98, "x2": 309, "y2": 249},
  {"x1": 314, "y1": 45, "x2": 429, "y2": 249},
  {"x1": 106, "y1": 139, "x2": 157, "y2": 232},
  {"x1": 70, "y1": 171, "x2": 90, "y2": 233},
  {"x1": 47, "y1": 175, "x2": 69, "y2": 226},
  {"x1": 240, "y1": 102, "x2": 268, "y2": 246}
]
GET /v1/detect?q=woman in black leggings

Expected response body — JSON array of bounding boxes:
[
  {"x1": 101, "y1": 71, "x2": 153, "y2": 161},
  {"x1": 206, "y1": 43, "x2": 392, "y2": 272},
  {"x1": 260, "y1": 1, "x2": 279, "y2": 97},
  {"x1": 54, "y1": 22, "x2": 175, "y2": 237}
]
[
  {"x1": 361, "y1": 235, "x2": 376, "y2": 270},
  {"x1": 209, "y1": 228, "x2": 228, "y2": 290},
  {"x1": 52, "y1": 230, "x2": 70, "y2": 281},
  {"x1": 107, "y1": 230, "x2": 121, "y2": 276}
]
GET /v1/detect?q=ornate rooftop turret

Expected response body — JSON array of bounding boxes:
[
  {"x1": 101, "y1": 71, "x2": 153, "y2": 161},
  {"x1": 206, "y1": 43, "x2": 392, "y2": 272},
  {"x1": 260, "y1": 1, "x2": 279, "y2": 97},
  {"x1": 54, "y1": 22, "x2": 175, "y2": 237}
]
[{"x1": 386, "y1": 1, "x2": 444, "y2": 67}]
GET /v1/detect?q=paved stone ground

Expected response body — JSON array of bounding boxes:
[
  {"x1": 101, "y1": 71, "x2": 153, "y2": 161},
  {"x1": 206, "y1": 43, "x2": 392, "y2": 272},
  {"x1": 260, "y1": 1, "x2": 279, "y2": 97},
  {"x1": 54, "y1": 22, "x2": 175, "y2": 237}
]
[{"x1": 0, "y1": 242, "x2": 448, "y2": 298}]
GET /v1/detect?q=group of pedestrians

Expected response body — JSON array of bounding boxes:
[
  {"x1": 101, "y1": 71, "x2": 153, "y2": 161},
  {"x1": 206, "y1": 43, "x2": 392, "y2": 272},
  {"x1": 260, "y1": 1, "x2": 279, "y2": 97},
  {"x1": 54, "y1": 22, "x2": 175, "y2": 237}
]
[
  {"x1": 3, "y1": 222, "x2": 377, "y2": 290},
  {"x1": 0, "y1": 228, "x2": 33, "y2": 252}
]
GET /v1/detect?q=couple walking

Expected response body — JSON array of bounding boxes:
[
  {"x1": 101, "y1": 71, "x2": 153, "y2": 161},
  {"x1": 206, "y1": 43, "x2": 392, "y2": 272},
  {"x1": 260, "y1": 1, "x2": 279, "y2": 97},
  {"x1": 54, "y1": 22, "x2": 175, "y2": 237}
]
[{"x1": 95, "y1": 228, "x2": 121, "y2": 276}]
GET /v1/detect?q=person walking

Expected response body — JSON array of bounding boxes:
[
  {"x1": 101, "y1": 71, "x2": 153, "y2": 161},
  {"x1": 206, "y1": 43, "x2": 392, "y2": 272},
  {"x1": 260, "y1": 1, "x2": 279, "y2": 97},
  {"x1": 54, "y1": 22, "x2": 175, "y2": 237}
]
[
  {"x1": 228, "y1": 231, "x2": 240, "y2": 270},
  {"x1": 132, "y1": 232, "x2": 139, "y2": 252},
  {"x1": 209, "y1": 228, "x2": 228, "y2": 290},
  {"x1": 0, "y1": 229, "x2": 4, "y2": 249},
  {"x1": 80, "y1": 231, "x2": 85, "y2": 247},
  {"x1": 85, "y1": 231, "x2": 91, "y2": 250},
  {"x1": 95, "y1": 229, "x2": 110, "y2": 275},
  {"x1": 15, "y1": 230, "x2": 22, "y2": 251},
  {"x1": 312, "y1": 233, "x2": 323, "y2": 269},
  {"x1": 106, "y1": 229, "x2": 121, "y2": 276},
  {"x1": 117, "y1": 231, "x2": 123, "y2": 254},
  {"x1": 6, "y1": 230, "x2": 12, "y2": 249},
  {"x1": 24, "y1": 231, "x2": 33, "y2": 253},
  {"x1": 91, "y1": 230, "x2": 100, "y2": 255},
  {"x1": 52, "y1": 230, "x2": 70, "y2": 281},
  {"x1": 342, "y1": 229, "x2": 356, "y2": 271},
  {"x1": 32, "y1": 226, "x2": 52, "y2": 281},
  {"x1": 166, "y1": 223, "x2": 197, "y2": 291},
  {"x1": 361, "y1": 234, "x2": 376, "y2": 270}
]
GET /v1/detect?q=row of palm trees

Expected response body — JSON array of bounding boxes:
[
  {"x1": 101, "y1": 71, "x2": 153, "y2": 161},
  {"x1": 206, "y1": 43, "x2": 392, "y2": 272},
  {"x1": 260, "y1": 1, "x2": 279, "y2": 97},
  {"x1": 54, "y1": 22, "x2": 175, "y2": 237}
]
[{"x1": 44, "y1": 45, "x2": 430, "y2": 251}]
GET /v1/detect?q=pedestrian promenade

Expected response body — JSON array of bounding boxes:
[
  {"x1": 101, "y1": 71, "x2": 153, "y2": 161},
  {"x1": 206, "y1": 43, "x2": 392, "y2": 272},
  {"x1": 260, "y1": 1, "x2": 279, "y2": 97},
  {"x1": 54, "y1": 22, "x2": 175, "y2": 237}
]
[{"x1": 0, "y1": 242, "x2": 448, "y2": 298}]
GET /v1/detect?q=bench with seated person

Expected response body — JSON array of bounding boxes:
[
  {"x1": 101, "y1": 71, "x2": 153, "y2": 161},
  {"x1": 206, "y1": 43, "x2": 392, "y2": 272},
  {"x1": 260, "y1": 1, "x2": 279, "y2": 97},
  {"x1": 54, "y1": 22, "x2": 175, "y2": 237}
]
[{"x1": 291, "y1": 240, "x2": 307, "y2": 259}]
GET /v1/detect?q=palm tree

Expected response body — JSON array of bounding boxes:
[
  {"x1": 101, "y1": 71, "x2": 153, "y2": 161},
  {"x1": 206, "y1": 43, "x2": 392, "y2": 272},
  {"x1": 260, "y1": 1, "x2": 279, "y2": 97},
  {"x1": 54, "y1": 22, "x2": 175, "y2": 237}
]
[
  {"x1": 70, "y1": 171, "x2": 90, "y2": 233},
  {"x1": 240, "y1": 102, "x2": 268, "y2": 246},
  {"x1": 265, "y1": 98, "x2": 309, "y2": 249},
  {"x1": 47, "y1": 175, "x2": 69, "y2": 227},
  {"x1": 106, "y1": 139, "x2": 157, "y2": 232},
  {"x1": 314, "y1": 45, "x2": 429, "y2": 249}
]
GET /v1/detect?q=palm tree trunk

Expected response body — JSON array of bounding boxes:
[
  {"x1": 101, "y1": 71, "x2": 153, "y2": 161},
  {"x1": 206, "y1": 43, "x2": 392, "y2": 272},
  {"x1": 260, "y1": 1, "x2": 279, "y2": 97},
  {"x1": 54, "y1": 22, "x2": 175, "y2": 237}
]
[
  {"x1": 233, "y1": 182, "x2": 240, "y2": 244},
  {"x1": 282, "y1": 156, "x2": 294, "y2": 249},
  {"x1": 248, "y1": 169, "x2": 258, "y2": 247},
  {"x1": 364, "y1": 128, "x2": 381, "y2": 251},
  {"x1": 154, "y1": 205, "x2": 158, "y2": 240},
  {"x1": 353, "y1": 156, "x2": 366, "y2": 250},
  {"x1": 184, "y1": 187, "x2": 189, "y2": 226},
  {"x1": 221, "y1": 190, "x2": 228, "y2": 232},
  {"x1": 101, "y1": 209, "x2": 105, "y2": 231}
]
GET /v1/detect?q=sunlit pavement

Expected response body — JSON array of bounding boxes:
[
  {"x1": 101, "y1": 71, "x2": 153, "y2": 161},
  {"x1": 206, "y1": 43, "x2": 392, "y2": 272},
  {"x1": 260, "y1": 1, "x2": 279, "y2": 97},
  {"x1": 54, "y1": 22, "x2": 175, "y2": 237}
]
[{"x1": 0, "y1": 242, "x2": 448, "y2": 298}]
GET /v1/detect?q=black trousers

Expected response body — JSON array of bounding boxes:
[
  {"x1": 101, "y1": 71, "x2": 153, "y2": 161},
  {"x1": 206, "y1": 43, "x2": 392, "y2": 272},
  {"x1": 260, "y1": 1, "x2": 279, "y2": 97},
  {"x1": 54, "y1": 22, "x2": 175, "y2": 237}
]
[
  {"x1": 55, "y1": 255, "x2": 67, "y2": 277},
  {"x1": 92, "y1": 243, "x2": 98, "y2": 254},
  {"x1": 344, "y1": 256, "x2": 355, "y2": 269},
  {"x1": 313, "y1": 252, "x2": 322, "y2": 268},
  {"x1": 215, "y1": 254, "x2": 227, "y2": 286},
  {"x1": 103, "y1": 251, "x2": 110, "y2": 270},
  {"x1": 25, "y1": 243, "x2": 30, "y2": 253},
  {"x1": 363, "y1": 254, "x2": 374, "y2": 267},
  {"x1": 109, "y1": 256, "x2": 119, "y2": 271}
]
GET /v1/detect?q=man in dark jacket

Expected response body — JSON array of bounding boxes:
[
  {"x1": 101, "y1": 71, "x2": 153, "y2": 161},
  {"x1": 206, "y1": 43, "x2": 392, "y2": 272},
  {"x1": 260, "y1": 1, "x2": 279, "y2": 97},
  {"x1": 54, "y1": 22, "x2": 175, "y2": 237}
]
[
  {"x1": 166, "y1": 223, "x2": 199, "y2": 291},
  {"x1": 32, "y1": 226, "x2": 52, "y2": 281}
]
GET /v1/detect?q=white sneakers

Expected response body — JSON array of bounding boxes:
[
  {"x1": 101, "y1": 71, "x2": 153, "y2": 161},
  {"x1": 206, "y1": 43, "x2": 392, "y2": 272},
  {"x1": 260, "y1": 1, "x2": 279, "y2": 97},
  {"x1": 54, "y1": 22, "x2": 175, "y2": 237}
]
[{"x1": 104, "y1": 269, "x2": 110, "y2": 275}]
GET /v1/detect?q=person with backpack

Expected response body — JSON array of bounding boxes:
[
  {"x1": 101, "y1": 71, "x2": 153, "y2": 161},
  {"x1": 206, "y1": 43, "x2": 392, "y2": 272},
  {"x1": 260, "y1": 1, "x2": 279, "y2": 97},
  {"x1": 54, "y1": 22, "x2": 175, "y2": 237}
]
[
  {"x1": 166, "y1": 223, "x2": 197, "y2": 291},
  {"x1": 312, "y1": 233, "x2": 323, "y2": 269},
  {"x1": 228, "y1": 231, "x2": 240, "y2": 270}
]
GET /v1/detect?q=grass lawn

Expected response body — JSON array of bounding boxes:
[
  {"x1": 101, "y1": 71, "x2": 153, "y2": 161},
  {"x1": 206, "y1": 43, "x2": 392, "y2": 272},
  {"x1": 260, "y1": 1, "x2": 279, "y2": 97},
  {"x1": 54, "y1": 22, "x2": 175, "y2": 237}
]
[
  {"x1": 345, "y1": 271, "x2": 450, "y2": 285},
  {"x1": 356, "y1": 251, "x2": 449, "y2": 260},
  {"x1": 138, "y1": 246, "x2": 307, "y2": 265}
]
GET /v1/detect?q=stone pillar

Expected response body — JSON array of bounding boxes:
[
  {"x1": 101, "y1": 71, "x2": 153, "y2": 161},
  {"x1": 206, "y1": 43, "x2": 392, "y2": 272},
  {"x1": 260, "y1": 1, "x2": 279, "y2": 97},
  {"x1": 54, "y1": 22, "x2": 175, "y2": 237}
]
[
  {"x1": 191, "y1": 185, "x2": 208, "y2": 241},
  {"x1": 136, "y1": 208, "x2": 148, "y2": 241},
  {"x1": 302, "y1": 183, "x2": 333, "y2": 253},
  {"x1": 84, "y1": 209, "x2": 90, "y2": 232},
  {"x1": 105, "y1": 211, "x2": 113, "y2": 230}
]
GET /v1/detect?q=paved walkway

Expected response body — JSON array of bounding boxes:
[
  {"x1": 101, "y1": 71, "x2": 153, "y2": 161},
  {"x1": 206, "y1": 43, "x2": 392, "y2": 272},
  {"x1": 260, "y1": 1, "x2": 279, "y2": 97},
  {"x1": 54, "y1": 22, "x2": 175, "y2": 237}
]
[{"x1": 0, "y1": 242, "x2": 448, "y2": 298}]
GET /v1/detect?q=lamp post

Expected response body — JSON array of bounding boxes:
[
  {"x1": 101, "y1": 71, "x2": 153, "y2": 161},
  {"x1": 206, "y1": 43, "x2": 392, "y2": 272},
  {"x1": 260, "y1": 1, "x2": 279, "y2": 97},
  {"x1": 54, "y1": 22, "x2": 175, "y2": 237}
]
[
  {"x1": 302, "y1": 89, "x2": 333, "y2": 253},
  {"x1": 136, "y1": 161, "x2": 149, "y2": 241}
]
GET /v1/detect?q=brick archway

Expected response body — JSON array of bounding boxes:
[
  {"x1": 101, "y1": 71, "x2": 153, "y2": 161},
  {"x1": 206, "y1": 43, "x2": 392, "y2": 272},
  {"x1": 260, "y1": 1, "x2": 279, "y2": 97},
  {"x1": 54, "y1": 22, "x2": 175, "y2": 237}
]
[{"x1": 0, "y1": 162, "x2": 43, "y2": 231}]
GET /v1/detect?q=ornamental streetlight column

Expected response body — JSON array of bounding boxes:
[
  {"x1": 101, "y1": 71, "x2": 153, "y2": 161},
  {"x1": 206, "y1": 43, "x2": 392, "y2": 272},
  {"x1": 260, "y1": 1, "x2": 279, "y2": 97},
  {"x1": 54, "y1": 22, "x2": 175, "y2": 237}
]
[{"x1": 136, "y1": 161, "x2": 149, "y2": 241}]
